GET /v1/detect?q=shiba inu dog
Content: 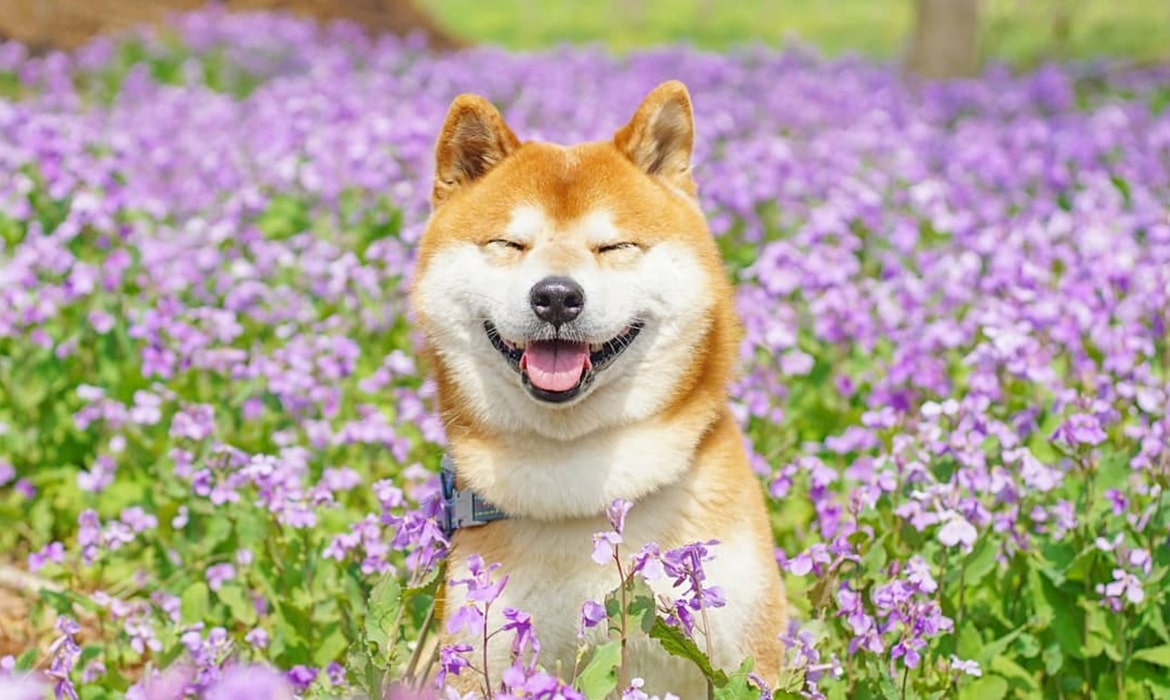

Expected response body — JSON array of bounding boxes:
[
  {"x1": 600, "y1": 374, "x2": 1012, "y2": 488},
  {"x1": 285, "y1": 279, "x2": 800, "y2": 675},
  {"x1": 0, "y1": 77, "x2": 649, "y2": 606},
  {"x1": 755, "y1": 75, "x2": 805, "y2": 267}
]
[{"x1": 410, "y1": 81, "x2": 787, "y2": 696}]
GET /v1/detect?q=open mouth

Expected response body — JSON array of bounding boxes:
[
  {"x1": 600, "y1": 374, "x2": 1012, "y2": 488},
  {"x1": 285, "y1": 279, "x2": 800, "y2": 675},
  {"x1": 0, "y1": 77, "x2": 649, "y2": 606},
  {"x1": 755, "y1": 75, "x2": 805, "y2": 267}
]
[{"x1": 485, "y1": 321, "x2": 643, "y2": 403}]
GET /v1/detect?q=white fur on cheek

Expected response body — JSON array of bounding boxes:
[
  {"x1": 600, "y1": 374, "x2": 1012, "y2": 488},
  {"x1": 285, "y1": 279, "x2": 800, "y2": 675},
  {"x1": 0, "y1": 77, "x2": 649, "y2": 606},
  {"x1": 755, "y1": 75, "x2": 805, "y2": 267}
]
[{"x1": 578, "y1": 240, "x2": 712, "y2": 416}]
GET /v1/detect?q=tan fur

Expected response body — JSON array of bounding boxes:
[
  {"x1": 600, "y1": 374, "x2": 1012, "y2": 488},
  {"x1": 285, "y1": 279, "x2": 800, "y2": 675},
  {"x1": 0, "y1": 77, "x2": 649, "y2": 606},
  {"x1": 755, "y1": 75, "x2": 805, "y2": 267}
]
[{"x1": 410, "y1": 82, "x2": 786, "y2": 696}]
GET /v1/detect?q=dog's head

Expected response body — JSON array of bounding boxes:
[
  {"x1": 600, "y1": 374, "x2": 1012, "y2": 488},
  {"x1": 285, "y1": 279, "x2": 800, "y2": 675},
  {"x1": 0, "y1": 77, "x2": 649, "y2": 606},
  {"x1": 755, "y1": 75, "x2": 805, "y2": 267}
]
[{"x1": 411, "y1": 82, "x2": 738, "y2": 440}]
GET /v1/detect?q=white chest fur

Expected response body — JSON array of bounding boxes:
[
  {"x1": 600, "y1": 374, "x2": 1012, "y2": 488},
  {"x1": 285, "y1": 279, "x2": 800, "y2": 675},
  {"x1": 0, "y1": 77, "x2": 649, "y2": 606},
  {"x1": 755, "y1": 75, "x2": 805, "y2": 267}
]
[{"x1": 443, "y1": 479, "x2": 775, "y2": 698}]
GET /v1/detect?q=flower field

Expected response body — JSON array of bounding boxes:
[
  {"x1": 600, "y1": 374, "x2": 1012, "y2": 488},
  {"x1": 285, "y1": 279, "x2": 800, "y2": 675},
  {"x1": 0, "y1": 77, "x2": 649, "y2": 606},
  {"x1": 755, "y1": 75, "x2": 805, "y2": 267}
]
[{"x1": 1, "y1": 9, "x2": 1169, "y2": 700}]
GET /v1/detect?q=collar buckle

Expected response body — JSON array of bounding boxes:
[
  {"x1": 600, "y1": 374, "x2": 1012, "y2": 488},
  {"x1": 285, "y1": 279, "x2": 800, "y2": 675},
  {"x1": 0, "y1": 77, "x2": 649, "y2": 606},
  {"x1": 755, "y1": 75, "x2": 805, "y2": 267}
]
[{"x1": 440, "y1": 454, "x2": 508, "y2": 537}]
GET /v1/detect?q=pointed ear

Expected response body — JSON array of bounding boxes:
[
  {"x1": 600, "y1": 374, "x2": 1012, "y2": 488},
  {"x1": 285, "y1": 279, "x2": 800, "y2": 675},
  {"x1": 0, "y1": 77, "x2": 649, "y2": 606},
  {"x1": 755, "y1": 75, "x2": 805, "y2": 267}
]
[
  {"x1": 613, "y1": 80, "x2": 696, "y2": 195},
  {"x1": 433, "y1": 94, "x2": 520, "y2": 207}
]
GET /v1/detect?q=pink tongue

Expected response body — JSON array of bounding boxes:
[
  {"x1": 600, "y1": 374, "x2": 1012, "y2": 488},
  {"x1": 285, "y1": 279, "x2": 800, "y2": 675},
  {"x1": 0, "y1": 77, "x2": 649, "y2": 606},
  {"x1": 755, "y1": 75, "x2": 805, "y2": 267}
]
[{"x1": 521, "y1": 341, "x2": 591, "y2": 392}]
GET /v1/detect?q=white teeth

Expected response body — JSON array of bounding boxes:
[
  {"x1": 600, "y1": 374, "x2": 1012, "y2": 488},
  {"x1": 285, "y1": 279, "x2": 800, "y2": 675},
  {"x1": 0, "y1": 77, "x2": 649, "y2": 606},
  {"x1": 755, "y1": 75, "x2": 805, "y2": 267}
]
[
  {"x1": 516, "y1": 341, "x2": 526, "y2": 350},
  {"x1": 590, "y1": 343, "x2": 603, "y2": 353}
]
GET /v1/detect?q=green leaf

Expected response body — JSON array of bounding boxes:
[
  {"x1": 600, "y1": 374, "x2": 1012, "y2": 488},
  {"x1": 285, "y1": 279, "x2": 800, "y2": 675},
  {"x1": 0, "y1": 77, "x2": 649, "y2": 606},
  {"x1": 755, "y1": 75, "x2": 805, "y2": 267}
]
[
  {"x1": 1065, "y1": 546, "x2": 1099, "y2": 584},
  {"x1": 313, "y1": 625, "x2": 350, "y2": 667},
  {"x1": 962, "y1": 536, "x2": 998, "y2": 586},
  {"x1": 956, "y1": 623, "x2": 983, "y2": 660},
  {"x1": 649, "y1": 618, "x2": 729, "y2": 686},
  {"x1": 79, "y1": 644, "x2": 103, "y2": 666},
  {"x1": 1145, "y1": 603, "x2": 1170, "y2": 643},
  {"x1": 233, "y1": 510, "x2": 269, "y2": 549},
  {"x1": 627, "y1": 580, "x2": 657, "y2": 635},
  {"x1": 217, "y1": 583, "x2": 258, "y2": 626},
  {"x1": 1037, "y1": 575, "x2": 1086, "y2": 659},
  {"x1": 402, "y1": 560, "x2": 443, "y2": 603},
  {"x1": 876, "y1": 673, "x2": 900, "y2": 700},
  {"x1": 1084, "y1": 603, "x2": 1112, "y2": 659},
  {"x1": 1130, "y1": 663, "x2": 1170, "y2": 700},
  {"x1": 345, "y1": 640, "x2": 384, "y2": 697},
  {"x1": 364, "y1": 575, "x2": 402, "y2": 660},
  {"x1": 1042, "y1": 643, "x2": 1063, "y2": 675},
  {"x1": 860, "y1": 533, "x2": 889, "y2": 576},
  {"x1": 990, "y1": 656, "x2": 1039, "y2": 693},
  {"x1": 180, "y1": 582, "x2": 211, "y2": 624},
  {"x1": 1027, "y1": 568, "x2": 1054, "y2": 625},
  {"x1": 1038, "y1": 542, "x2": 1076, "y2": 586},
  {"x1": 976, "y1": 627, "x2": 1024, "y2": 667},
  {"x1": 1013, "y1": 632, "x2": 1041, "y2": 659},
  {"x1": 574, "y1": 640, "x2": 622, "y2": 700},
  {"x1": 805, "y1": 568, "x2": 839, "y2": 613},
  {"x1": 14, "y1": 648, "x2": 38, "y2": 672},
  {"x1": 1134, "y1": 644, "x2": 1170, "y2": 668},
  {"x1": 959, "y1": 675, "x2": 1009, "y2": 700},
  {"x1": 715, "y1": 658, "x2": 760, "y2": 700},
  {"x1": 200, "y1": 516, "x2": 234, "y2": 554}
]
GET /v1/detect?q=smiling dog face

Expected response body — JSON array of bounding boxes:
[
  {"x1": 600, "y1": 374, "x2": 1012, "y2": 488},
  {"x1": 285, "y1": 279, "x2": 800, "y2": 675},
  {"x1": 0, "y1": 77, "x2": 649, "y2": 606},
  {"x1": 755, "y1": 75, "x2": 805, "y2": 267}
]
[{"x1": 411, "y1": 82, "x2": 738, "y2": 441}]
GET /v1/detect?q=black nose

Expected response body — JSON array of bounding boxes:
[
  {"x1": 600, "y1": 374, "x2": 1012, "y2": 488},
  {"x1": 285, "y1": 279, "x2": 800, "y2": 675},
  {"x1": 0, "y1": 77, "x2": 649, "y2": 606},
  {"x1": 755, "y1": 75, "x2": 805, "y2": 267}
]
[{"x1": 530, "y1": 276, "x2": 585, "y2": 326}]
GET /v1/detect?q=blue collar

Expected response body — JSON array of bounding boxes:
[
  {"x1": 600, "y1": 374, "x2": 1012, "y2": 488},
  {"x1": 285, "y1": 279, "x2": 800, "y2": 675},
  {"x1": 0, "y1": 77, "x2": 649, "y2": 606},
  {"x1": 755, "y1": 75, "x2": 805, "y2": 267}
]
[{"x1": 439, "y1": 454, "x2": 509, "y2": 537}]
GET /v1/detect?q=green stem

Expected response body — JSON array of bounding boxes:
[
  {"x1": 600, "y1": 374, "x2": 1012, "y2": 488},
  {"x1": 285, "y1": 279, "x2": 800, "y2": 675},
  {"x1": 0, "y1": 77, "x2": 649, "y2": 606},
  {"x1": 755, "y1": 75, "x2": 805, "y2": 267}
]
[
  {"x1": 615, "y1": 549, "x2": 629, "y2": 690},
  {"x1": 954, "y1": 557, "x2": 967, "y2": 642},
  {"x1": 404, "y1": 598, "x2": 438, "y2": 683}
]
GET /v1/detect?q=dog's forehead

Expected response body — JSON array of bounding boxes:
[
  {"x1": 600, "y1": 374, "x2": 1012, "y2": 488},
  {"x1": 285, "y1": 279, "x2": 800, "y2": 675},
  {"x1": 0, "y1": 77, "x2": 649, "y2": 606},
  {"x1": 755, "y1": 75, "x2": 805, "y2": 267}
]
[
  {"x1": 492, "y1": 141, "x2": 679, "y2": 239},
  {"x1": 503, "y1": 204, "x2": 619, "y2": 244}
]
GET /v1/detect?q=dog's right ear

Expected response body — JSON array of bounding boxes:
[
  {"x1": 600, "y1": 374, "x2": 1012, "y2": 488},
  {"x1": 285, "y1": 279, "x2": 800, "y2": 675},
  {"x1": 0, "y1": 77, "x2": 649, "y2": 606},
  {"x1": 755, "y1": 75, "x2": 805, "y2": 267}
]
[{"x1": 432, "y1": 95, "x2": 520, "y2": 207}]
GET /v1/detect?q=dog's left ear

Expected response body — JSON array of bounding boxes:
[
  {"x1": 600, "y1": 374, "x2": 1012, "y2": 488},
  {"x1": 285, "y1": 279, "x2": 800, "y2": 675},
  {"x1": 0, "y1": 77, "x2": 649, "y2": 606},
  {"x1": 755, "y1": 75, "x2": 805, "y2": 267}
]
[
  {"x1": 433, "y1": 94, "x2": 521, "y2": 207},
  {"x1": 613, "y1": 80, "x2": 696, "y2": 196}
]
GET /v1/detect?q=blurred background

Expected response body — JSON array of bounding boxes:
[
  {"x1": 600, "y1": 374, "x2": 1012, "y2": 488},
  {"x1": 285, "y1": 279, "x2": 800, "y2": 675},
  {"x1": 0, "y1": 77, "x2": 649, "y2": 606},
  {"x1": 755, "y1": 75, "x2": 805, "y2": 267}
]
[{"x1": 0, "y1": 0, "x2": 1167, "y2": 78}]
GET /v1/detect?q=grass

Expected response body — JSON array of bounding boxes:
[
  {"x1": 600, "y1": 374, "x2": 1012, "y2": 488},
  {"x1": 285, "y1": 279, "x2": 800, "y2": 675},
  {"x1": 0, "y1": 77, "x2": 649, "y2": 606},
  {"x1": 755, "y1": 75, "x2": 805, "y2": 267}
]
[{"x1": 420, "y1": 0, "x2": 1170, "y2": 65}]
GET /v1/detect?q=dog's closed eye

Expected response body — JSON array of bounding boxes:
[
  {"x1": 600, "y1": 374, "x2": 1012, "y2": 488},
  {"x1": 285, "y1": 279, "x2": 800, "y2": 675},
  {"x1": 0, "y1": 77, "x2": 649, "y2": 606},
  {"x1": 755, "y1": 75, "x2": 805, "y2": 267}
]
[
  {"x1": 596, "y1": 242, "x2": 641, "y2": 254},
  {"x1": 486, "y1": 238, "x2": 527, "y2": 252}
]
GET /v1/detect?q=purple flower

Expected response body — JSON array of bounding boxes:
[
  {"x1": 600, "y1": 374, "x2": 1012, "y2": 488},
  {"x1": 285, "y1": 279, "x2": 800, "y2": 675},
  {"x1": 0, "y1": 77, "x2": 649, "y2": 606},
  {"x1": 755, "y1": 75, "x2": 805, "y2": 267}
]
[
  {"x1": 605, "y1": 499, "x2": 633, "y2": 534},
  {"x1": 1054, "y1": 413, "x2": 1108, "y2": 446},
  {"x1": 28, "y1": 541, "x2": 66, "y2": 572},
  {"x1": 631, "y1": 543, "x2": 665, "y2": 582},
  {"x1": 1096, "y1": 568, "x2": 1145, "y2": 611},
  {"x1": 658, "y1": 541, "x2": 725, "y2": 637},
  {"x1": 1104, "y1": 489, "x2": 1128, "y2": 516},
  {"x1": 499, "y1": 664, "x2": 584, "y2": 699},
  {"x1": 453, "y1": 555, "x2": 507, "y2": 606},
  {"x1": 46, "y1": 616, "x2": 82, "y2": 700},
  {"x1": 445, "y1": 599, "x2": 485, "y2": 637},
  {"x1": 121, "y1": 507, "x2": 159, "y2": 533},
  {"x1": 77, "y1": 455, "x2": 117, "y2": 493},
  {"x1": 126, "y1": 664, "x2": 195, "y2": 700},
  {"x1": 0, "y1": 674, "x2": 47, "y2": 700},
  {"x1": 205, "y1": 564, "x2": 236, "y2": 592},
  {"x1": 284, "y1": 666, "x2": 317, "y2": 692},
  {"x1": 244, "y1": 628, "x2": 269, "y2": 649},
  {"x1": 501, "y1": 607, "x2": 540, "y2": 662},
  {"x1": 125, "y1": 620, "x2": 162, "y2": 654},
  {"x1": 590, "y1": 531, "x2": 622, "y2": 566},
  {"x1": 950, "y1": 656, "x2": 982, "y2": 677},
  {"x1": 937, "y1": 511, "x2": 977, "y2": 550},
  {"x1": 205, "y1": 665, "x2": 294, "y2": 700},
  {"x1": 579, "y1": 599, "x2": 606, "y2": 637},
  {"x1": 437, "y1": 643, "x2": 473, "y2": 683},
  {"x1": 325, "y1": 662, "x2": 345, "y2": 687}
]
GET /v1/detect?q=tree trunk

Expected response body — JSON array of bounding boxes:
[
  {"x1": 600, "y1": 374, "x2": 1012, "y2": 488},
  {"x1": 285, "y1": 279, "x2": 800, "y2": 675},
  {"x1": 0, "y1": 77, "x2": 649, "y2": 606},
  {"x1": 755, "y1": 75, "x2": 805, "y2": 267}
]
[{"x1": 904, "y1": 0, "x2": 981, "y2": 79}]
